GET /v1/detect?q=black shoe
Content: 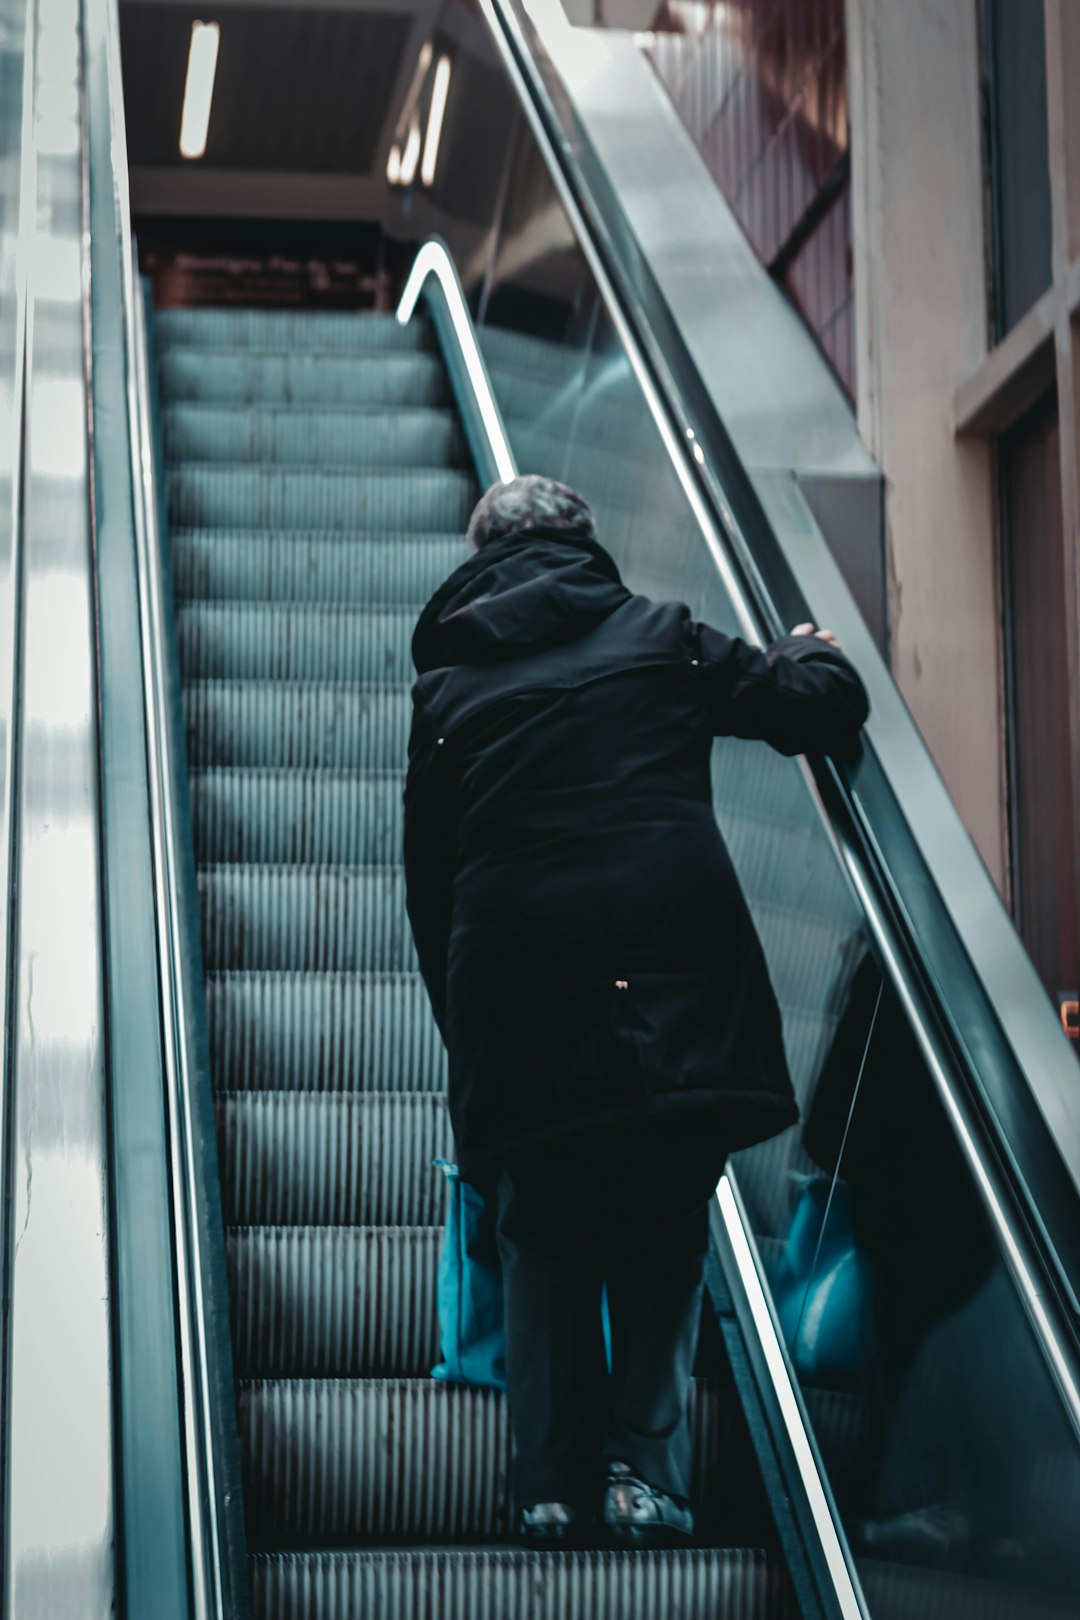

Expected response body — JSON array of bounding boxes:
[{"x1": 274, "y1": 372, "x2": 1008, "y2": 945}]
[
  {"x1": 519, "y1": 1502, "x2": 578, "y2": 1548},
  {"x1": 603, "y1": 1461, "x2": 694, "y2": 1548}
]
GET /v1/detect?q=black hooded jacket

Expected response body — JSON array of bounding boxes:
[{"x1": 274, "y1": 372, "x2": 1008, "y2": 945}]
[{"x1": 404, "y1": 526, "x2": 869, "y2": 1175}]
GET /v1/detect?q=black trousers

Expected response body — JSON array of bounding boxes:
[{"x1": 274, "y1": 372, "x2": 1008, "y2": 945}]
[{"x1": 493, "y1": 1114, "x2": 727, "y2": 1511}]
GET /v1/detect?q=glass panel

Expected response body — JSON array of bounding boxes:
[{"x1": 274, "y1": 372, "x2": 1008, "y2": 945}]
[
  {"x1": 1002, "y1": 393, "x2": 1080, "y2": 1028},
  {"x1": 797, "y1": 953, "x2": 1080, "y2": 1617},
  {"x1": 988, "y1": 0, "x2": 1053, "y2": 335}
]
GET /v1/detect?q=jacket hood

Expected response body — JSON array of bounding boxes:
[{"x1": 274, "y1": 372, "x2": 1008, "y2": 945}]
[{"x1": 411, "y1": 526, "x2": 631, "y2": 674}]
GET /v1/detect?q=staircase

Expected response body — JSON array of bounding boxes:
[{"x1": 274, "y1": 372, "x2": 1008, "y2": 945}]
[{"x1": 156, "y1": 302, "x2": 795, "y2": 1619}]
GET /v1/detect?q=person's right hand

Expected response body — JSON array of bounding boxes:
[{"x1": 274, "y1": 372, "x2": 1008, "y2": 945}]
[{"x1": 791, "y1": 622, "x2": 840, "y2": 650}]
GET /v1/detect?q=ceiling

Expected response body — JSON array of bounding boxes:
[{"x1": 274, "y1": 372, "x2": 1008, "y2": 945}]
[{"x1": 119, "y1": 0, "x2": 486, "y2": 221}]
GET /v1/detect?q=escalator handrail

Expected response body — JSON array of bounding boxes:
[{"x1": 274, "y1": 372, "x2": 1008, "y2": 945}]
[
  {"x1": 397, "y1": 238, "x2": 517, "y2": 487},
  {"x1": 472, "y1": 0, "x2": 1080, "y2": 1434},
  {"x1": 397, "y1": 236, "x2": 866, "y2": 1620},
  {"x1": 89, "y1": 0, "x2": 250, "y2": 1612}
]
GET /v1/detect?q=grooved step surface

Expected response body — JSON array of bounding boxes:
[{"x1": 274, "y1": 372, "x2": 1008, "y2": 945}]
[
  {"x1": 168, "y1": 465, "x2": 476, "y2": 532},
  {"x1": 177, "y1": 604, "x2": 417, "y2": 682},
  {"x1": 164, "y1": 406, "x2": 464, "y2": 468},
  {"x1": 207, "y1": 972, "x2": 444, "y2": 1094},
  {"x1": 159, "y1": 348, "x2": 448, "y2": 408},
  {"x1": 172, "y1": 532, "x2": 465, "y2": 605},
  {"x1": 156, "y1": 307, "x2": 432, "y2": 352},
  {"x1": 251, "y1": 1548, "x2": 793, "y2": 1620},
  {"x1": 183, "y1": 683, "x2": 410, "y2": 770},
  {"x1": 239, "y1": 1379, "x2": 748, "y2": 1546},
  {"x1": 199, "y1": 865, "x2": 413, "y2": 973},
  {"x1": 218, "y1": 1092, "x2": 451, "y2": 1226},
  {"x1": 191, "y1": 770, "x2": 405, "y2": 865},
  {"x1": 228, "y1": 1226, "x2": 442, "y2": 1377}
]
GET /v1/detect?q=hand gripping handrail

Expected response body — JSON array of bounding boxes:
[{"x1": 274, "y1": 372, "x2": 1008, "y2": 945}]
[{"x1": 397, "y1": 238, "x2": 517, "y2": 487}]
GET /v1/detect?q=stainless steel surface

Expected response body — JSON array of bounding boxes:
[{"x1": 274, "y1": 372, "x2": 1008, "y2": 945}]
[
  {"x1": 130, "y1": 263, "x2": 226, "y2": 1620},
  {"x1": 0, "y1": 0, "x2": 34, "y2": 1559},
  {"x1": 5, "y1": 0, "x2": 116, "y2": 1609},
  {"x1": 502, "y1": 0, "x2": 1080, "y2": 1223},
  {"x1": 109, "y1": 0, "x2": 232, "y2": 1601},
  {"x1": 397, "y1": 238, "x2": 517, "y2": 484}
]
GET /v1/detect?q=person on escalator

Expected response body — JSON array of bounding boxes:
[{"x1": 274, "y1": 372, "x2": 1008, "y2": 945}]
[{"x1": 403, "y1": 474, "x2": 870, "y2": 1548}]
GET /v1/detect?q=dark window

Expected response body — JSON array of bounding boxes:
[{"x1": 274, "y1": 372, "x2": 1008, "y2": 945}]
[
  {"x1": 987, "y1": 0, "x2": 1053, "y2": 334},
  {"x1": 1002, "y1": 394, "x2": 1079, "y2": 1013}
]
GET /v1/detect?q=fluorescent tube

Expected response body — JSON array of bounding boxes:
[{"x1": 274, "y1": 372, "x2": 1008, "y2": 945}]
[
  {"x1": 179, "y1": 21, "x2": 220, "y2": 160},
  {"x1": 420, "y1": 56, "x2": 451, "y2": 186}
]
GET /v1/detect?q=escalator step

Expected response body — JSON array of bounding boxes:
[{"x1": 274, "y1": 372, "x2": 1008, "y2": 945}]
[
  {"x1": 191, "y1": 769, "x2": 404, "y2": 865},
  {"x1": 199, "y1": 864, "x2": 413, "y2": 973},
  {"x1": 251, "y1": 1547, "x2": 791, "y2": 1620},
  {"x1": 183, "y1": 682, "x2": 410, "y2": 770},
  {"x1": 238, "y1": 1378, "x2": 746, "y2": 1546},
  {"x1": 206, "y1": 971, "x2": 444, "y2": 1094},
  {"x1": 218, "y1": 1091, "x2": 450, "y2": 1226},
  {"x1": 159, "y1": 349, "x2": 448, "y2": 409},
  {"x1": 155, "y1": 307, "x2": 432, "y2": 353},
  {"x1": 163, "y1": 406, "x2": 465, "y2": 469},
  {"x1": 176, "y1": 604, "x2": 417, "y2": 682},
  {"x1": 171, "y1": 531, "x2": 464, "y2": 605},
  {"x1": 228, "y1": 1225, "x2": 441, "y2": 1378},
  {"x1": 168, "y1": 465, "x2": 476, "y2": 533}
]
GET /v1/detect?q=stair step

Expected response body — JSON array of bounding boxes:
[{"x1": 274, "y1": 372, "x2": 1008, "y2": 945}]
[
  {"x1": 250, "y1": 1547, "x2": 793, "y2": 1620},
  {"x1": 206, "y1": 971, "x2": 444, "y2": 1094},
  {"x1": 238, "y1": 1378, "x2": 756, "y2": 1546},
  {"x1": 163, "y1": 406, "x2": 465, "y2": 470},
  {"x1": 155, "y1": 307, "x2": 432, "y2": 353},
  {"x1": 159, "y1": 348, "x2": 448, "y2": 408},
  {"x1": 167, "y1": 465, "x2": 476, "y2": 533},
  {"x1": 228, "y1": 1225, "x2": 442, "y2": 1378},
  {"x1": 171, "y1": 531, "x2": 463, "y2": 605},
  {"x1": 218, "y1": 1091, "x2": 450, "y2": 1226},
  {"x1": 176, "y1": 604, "x2": 417, "y2": 683},
  {"x1": 191, "y1": 769, "x2": 405, "y2": 865},
  {"x1": 182, "y1": 682, "x2": 410, "y2": 770},
  {"x1": 199, "y1": 864, "x2": 412, "y2": 973}
]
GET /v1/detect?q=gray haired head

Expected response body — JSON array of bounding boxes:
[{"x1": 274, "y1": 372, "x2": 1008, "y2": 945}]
[{"x1": 466, "y1": 474, "x2": 596, "y2": 552}]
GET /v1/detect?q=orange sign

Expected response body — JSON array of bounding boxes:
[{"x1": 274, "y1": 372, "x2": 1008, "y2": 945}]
[{"x1": 1060, "y1": 995, "x2": 1080, "y2": 1041}]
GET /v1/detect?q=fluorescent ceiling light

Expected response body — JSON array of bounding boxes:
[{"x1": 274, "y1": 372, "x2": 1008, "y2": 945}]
[
  {"x1": 420, "y1": 56, "x2": 451, "y2": 186},
  {"x1": 179, "y1": 21, "x2": 220, "y2": 160},
  {"x1": 398, "y1": 122, "x2": 421, "y2": 187},
  {"x1": 386, "y1": 144, "x2": 402, "y2": 184}
]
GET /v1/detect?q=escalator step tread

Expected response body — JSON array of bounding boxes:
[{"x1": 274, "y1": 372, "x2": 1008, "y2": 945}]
[
  {"x1": 251, "y1": 1546, "x2": 794, "y2": 1620},
  {"x1": 198, "y1": 864, "x2": 413, "y2": 973},
  {"x1": 176, "y1": 603, "x2": 419, "y2": 682},
  {"x1": 238, "y1": 1377, "x2": 755, "y2": 1546},
  {"x1": 159, "y1": 348, "x2": 448, "y2": 407},
  {"x1": 168, "y1": 465, "x2": 476, "y2": 533},
  {"x1": 191, "y1": 769, "x2": 405, "y2": 865},
  {"x1": 172, "y1": 532, "x2": 465, "y2": 605},
  {"x1": 162, "y1": 405, "x2": 465, "y2": 469},
  {"x1": 206, "y1": 970, "x2": 444, "y2": 1094},
  {"x1": 218, "y1": 1090, "x2": 450, "y2": 1226},
  {"x1": 228, "y1": 1224, "x2": 442, "y2": 1378},
  {"x1": 183, "y1": 682, "x2": 411, "y2": 770},
  {"x1": 155, "y1": 307, "x2": 433, "y2": 352}
]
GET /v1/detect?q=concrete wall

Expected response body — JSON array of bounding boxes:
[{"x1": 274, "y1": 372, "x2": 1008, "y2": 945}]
[{"x1": 847, "y1": 0, "x2": 1007, "y2": 891}]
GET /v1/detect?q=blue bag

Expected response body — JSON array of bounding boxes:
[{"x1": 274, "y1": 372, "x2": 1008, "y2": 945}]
[
  {"x1": 432, "y1": 1160, "x2": 507, "y2": 1389},
  {"x1": 773, "y1": 1174, "x2": 867, "y2": 1384},
  {"x1": 432, "y1": 1159, "x2": 613, "y2": 1390}
]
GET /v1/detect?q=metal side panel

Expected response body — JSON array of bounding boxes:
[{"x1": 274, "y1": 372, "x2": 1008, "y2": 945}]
[
  {"x1": 82, "y1": 0, "x2": 192, "y2": 1610},
  {"x1": 5, "y1": 0, "x2": 115, "y2": 1611}
]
